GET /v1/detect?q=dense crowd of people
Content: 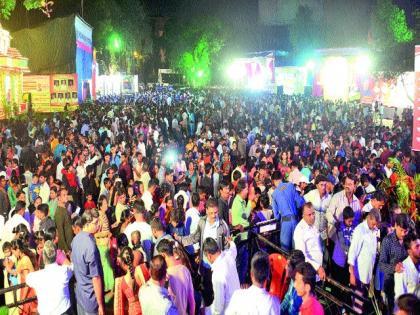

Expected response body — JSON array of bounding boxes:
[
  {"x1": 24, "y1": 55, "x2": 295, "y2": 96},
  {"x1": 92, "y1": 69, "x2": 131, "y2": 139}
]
[{"x1": 0, "y1": 88, "x2": 419, "y2": 315}]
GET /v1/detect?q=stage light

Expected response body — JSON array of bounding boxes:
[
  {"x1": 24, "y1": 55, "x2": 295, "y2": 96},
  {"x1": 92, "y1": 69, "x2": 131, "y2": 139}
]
[
  {"x1": 305, "y1": 59, "x2": 316, "y2": 70},
  {"x1": 108, "y1": 33, "x2": 123, "y2": 53},
  {"x1": 226, "y1": 62, "x2": 245, "y2": 81},
  {"x1": 197, "y1": 70, "x2": 204, "y2": 78},
  {"x1": 248, "y1": 74, "x2": 264, "y2": 90},
  {"x1": 322, "y1": 57, "x2": 349, "y2": 101},
  {"x1": 164, "y1": 149, "x2": 177, "y2": 165},
  {"x1": 355, "y1": 55, "x2": 371, "y2": 73}
]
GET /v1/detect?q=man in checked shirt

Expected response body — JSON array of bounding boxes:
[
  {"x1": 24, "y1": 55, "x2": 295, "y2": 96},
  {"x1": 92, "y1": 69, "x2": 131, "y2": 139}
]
[{"x1": 379, "y1": 213, "x2": 410, "y2": 314}]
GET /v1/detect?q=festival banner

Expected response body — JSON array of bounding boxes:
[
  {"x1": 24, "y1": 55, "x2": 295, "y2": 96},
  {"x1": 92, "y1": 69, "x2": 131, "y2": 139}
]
[
  {"x1": 413, "y1": 45, "x2": 420, "y2": 151},
  {"x1": 50, "y1": 74, "x2": 78, "y2": 108},
  {"x1": 22, "y1": 75, "x2": 51, "y2": 112}
]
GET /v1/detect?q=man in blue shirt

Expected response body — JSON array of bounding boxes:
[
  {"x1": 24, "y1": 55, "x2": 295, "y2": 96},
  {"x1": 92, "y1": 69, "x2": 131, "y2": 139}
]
[
  {"x1": 271, "y1": 171, "x2": 305, "y2": 251},
  {"x1": 71, "y1": 209, "x2": 104, "y2": 315}
]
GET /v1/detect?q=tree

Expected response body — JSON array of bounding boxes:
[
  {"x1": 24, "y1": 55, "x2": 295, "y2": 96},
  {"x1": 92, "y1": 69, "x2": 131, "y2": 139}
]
[
  {"x1": 84, "y1": 0, "x2": 152, "y2": 75},
  {"x1": 0, "y1": 0, "x2": 51, "y2": 19},
  {"x1": 370, "y1": 0, "x2": 414, "y2": 74},
  {"x1": 165, "y1": 16, "x2": 226, "y2": 87}
]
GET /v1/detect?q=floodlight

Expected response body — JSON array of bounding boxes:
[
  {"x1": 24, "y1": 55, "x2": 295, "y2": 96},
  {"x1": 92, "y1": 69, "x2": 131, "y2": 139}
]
[
  {"x1": 355, "y1": 55, "x2": 371, "y2": 73},
  {"x1": 305, "y1": 59, "x2": 316, "y2": 70}
]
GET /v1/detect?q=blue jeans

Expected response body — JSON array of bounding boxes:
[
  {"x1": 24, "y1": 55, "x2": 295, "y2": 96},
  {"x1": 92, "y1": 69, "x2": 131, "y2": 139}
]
[
  {"x1": 280, "y1": 220, "x2": 297, "y2": 252},
  {"x1": 236, "y1": 241, "x2": 249, "y2": 284}
]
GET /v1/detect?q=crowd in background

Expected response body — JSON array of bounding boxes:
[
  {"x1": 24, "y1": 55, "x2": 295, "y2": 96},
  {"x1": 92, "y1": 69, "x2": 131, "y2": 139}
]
[{"x1": 0, "y1": 87, "x2": 419, "y2": 315}]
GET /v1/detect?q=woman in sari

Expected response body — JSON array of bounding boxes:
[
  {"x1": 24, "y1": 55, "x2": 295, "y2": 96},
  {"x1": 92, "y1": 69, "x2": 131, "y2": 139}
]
[
  {"x1": 114, "y1": 247, "x2": 150, "y2": 315},
  {"x1": 11, "y1": 239, "x2": 37, "y2": 315},
  {"x1": 95, "y1": 195, "x2": 115, "y2": 303}
]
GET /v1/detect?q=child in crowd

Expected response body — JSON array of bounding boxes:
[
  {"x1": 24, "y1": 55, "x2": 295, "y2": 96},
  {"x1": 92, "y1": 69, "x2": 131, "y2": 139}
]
[
  {"x1": 332, "y1": 206, "x2": 355, "y2": 286},
  {"x1": 2, "y1": 242, "x2": 18, "y2": 286},
  {"x1": 29, "y1": 174, "x2": 40, "y2": 203}
]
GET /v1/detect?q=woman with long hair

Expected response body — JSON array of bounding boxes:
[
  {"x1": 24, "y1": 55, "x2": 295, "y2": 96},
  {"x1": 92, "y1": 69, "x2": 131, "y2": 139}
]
[
  {"x1": 114, "y1": 247, "x2": 149, "y2": 315},
  {"x1": 95, "y1": 195, "x2": 114, "y2": 302},
  {"x1": 10, "y1": 239, "x2": 38, "y2": 315}
]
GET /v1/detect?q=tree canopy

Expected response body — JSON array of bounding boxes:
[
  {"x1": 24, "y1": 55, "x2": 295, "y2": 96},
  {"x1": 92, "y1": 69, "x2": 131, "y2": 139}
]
[
  {"x1": 0, "y1": 0, "x2": 49, "y2": 19},
  {"x1": 165, "y1": 16, "x2": 227, "y2": 87},
  {"x1": 370, "y1": 0, "x2": 414, "y2": 74},
  {"x1": 84, "y1": 0, "x2": 152, "y2": 75}
]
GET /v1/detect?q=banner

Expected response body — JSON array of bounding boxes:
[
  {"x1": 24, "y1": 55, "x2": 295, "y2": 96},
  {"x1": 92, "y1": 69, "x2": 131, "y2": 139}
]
[
  {"x1": 275, "y1": 66, "x2": 306, "y2": 95},
  {"x1": 23, "y1": 75, "x2": 51, "y2": 112},
  {"x1": 413, "y1": 46, "x2": 420, "y2": 151},
  {"x1": 50, "y1": 74, "x2": 78, "y2": 107}
]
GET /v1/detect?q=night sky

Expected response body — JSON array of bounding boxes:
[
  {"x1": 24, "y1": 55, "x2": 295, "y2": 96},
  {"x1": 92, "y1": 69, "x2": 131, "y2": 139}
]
[{"x1": 2, "y1": 0, "x2": 419, "y2": 54}]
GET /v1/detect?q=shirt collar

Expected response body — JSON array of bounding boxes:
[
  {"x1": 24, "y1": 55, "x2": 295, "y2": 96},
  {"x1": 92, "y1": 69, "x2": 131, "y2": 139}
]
[{"x1": 206, "y1": 217, "x2": 219, "y2": 228}]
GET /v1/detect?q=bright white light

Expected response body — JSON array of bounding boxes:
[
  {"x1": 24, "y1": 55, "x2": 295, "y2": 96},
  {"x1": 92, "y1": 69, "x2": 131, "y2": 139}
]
[
  {"x1": 227, "y1": 62, "x2": 246, "y2": 81},
  {"x1": 164, "y1": 150, "x2": 177, "y2": 165},
  {"x1": 197, "y1": 70, "x2": 204, "y2": 78},
  {"x1": 355, "y1": 55, "x2": 371, "y2": 73},
  {"x1": 305, "y1": 60, "x2": 316, "y2": 70},
  {"x1": 322, "y1": 57, "x2": 349, "y2": 101},
  {"x1": 248, "y1": 74, "x2": 264, "y2": 90}
]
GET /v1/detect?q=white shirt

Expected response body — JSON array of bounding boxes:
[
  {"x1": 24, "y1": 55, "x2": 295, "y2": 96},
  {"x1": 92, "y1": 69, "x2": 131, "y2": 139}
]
[
  {"x1": 326, "y1": 190, "x2": 362, "y2": 238},
  {"x1": 304, "y1": 189, "x2": 331, "y2": 239},
  {"x1": 56, "y1": 161, "x2": 64, "y2": 181},
  {"x1": 208, "y1": 242, "x2": 240, "y2": 315},
  {"x1": 141, "y1": 190, "x2": 154, "y2": 212},
  {"x1": 362, "y1": 201, "x2": 374, "y2": 213},
  {"x1": 26, "y1": 263, "x2": 73, "y2": 315},
  {"x1": 384, "y1": 166, "x2": 393, "y2": 178},
  {"x1": 0, "y1": 215, "x2": 4, "y2": 239},
  {"x1": 2, "y1": 214, "x2": 31, "y2": 242},
  {"x1": 185, "y1": 207, "x2": 200, "y2": 252},
  {"x1": 394, "y1": 256, "x2": 420, "y2": 300},
  {"x1": 137, "y1": 142, "x2": 146, "y2": 157},
  {"x1": 225, "y1": 285, "x2": 281, "y2": 315},
  {"x1": 293, "y1": 219, "x2": 323, "y2": 271},
  {"x1": 39, "y1": 182, "x2": 50, "y2": 204},
  {"x1": 124, "y1": 221, "x2": 153, "y2": 259},
  {"x1": 347, "y1": 220, "x2": 377, "y2": 284},
  {"x1": 139, "y1": 281, "x2": 178, "y2": 315}
]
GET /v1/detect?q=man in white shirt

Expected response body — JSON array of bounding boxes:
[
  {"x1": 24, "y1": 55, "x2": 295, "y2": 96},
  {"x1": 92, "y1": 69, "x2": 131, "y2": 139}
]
[
  {"x1": 348, "y1": 209, "x2": 380, "y2": 297},
  {"x1": 304, "y1": 175, "x2": 331, "y2": 240},
  {"x1": 326, "y1": 174, "x2": 362, "y2": 238},
  {"x1": 38, "y1": 173, "x2": 50, "y2": 203},
  {"x1": 225, "y1": 251, "x2": 280, "y2": 315},
  {"x1": 139, "y1": 255, "x2": 178, "y2": 315},
  {"x1": 2, "y1": 201, "x2": 30, "y2": 242},
  {"x1": 287, "y1": 161, "x2": 303, "y2": 186},
  {"x1": 203, "y1": 237, "x2": 240, "y2": 315},
  {"x1": 362, "y1": 190, "x2": 386, "y2": 214},
  {"x1": 124, "y1": 201, "x2": 153, "y2": 261},
  {"x1": 76, "y1": 152, "x2": 100, "y2": 187},
  {"x1": 26, "y1": 241, "x2": 73, "y2": 315},
  {"x1": 394, "y1": 233, "x2": 420, "y2": 300},
  {"x1": 185, "y1": 193, "x2": 201, "y2": 253},
  {"x1": 293, "y1": 202, "x2": 326, "y2": 281},
  {"x1": 142, "y1": 178, "x2": 157, "y2": 212}
]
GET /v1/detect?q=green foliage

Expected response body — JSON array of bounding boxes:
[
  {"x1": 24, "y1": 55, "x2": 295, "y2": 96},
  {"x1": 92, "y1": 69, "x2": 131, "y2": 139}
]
[
  {"x1": 84, "y1": 0, "x2": 152, "y2": 74},
  {"x1": 415, "y1": 174, "x2": 420, "y2": 197},
  {"x1": 0, "y1": 0, "x2": 45, "y2": 19},
  {"x1": 166, "y1": 16, "x2": 226, "y2": 87},
  {"x1": 389, "y1": 6, "x2": 413, "y2": 43},
  {"x1": 370, "y1": 0, "x2": 414, "y2": 73}
]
